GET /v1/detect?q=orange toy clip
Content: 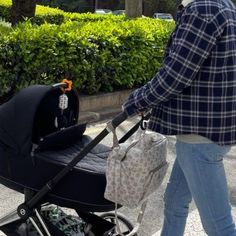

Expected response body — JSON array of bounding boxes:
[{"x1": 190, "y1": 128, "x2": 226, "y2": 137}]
[{"x1": 62, "y1": 79, "x2": 73, "y2": 91}]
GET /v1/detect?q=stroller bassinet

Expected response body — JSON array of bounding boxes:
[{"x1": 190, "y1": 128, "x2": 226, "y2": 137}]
[
  {"x1": 0, "y1": 82, "x2": 167, "y2": 236},
  {"x1": 0, "y1": 84, "x2": 115, "y2": 213}
]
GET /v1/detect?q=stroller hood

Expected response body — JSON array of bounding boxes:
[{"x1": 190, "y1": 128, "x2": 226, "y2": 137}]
[{"x1": 0, "y1": 85, "x2": 79, "y2": 156}]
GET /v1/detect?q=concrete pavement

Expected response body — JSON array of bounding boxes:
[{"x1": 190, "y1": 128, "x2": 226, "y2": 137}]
[{"x1": 153, "y1": 207, "x2": 236, "y2": 236}]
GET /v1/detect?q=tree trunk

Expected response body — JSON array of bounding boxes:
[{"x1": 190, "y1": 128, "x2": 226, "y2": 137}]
[
  {"x1": 143, "y1": 0, "x2": 156, "y2": 17},
  {"x1": 125, "y1": 0, "x2": 142, "y2": 18},
  {"x1": 11, "y1": 0, "x2": 37, "y2": 26}
]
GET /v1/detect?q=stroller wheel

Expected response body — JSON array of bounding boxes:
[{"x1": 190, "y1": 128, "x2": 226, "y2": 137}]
[{"x1": 99, "y1": 212, "x2": 137, "y2": 236}]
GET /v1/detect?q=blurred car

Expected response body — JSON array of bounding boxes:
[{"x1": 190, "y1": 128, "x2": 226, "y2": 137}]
[
  {"x1": 153, "y1": 13, "x2": 174, "y2": 21},
  {"x1": 95, "y1": 9, "x2": 112, "y2": 14},
  {"x1": 112, "y1": 10, "x2": 125, "y2": 15}
]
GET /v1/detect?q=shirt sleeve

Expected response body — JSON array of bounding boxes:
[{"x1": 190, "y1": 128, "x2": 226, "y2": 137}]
[{"x1": 123, "y1": 8, "x2": 225, "y2": 116}]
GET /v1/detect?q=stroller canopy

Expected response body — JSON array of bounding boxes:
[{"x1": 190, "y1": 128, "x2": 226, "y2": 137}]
[{"x1": 0, "y1": 85, "x2": 79, "y2": 156}]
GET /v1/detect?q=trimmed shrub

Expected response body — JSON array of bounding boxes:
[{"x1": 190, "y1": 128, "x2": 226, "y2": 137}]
[
  {"x1": 0, "y1": 20, "x2": 11, "y2": 35},
  {"x1": 0, "y1": 0, "x2": 11, "y2": 20},
  {"x1": 0, "y1": 17, "x2": 174, "y2": 95},
  {"x1": 0, "y1": 0, "x2": 175, "y2": 95}
]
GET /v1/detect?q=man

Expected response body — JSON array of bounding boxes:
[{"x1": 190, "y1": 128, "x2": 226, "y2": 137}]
[{"x1": 122, "y1": 0, "x2": 236, "y2": 235}]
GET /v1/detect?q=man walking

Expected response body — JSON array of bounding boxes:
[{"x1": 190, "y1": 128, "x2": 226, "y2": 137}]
[{"x1": 123, "y1": 0, "x2": 236, "y2": 235}]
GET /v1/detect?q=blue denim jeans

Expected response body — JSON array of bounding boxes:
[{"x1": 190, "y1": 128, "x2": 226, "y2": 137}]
[{"x1": 160, "y1": 140, "x2": 236, "y2": 236}]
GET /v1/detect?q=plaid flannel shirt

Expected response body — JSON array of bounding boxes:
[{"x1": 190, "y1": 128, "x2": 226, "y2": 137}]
[{"x1": 123, "y1": 0, "x2": 236, "y2": 145}]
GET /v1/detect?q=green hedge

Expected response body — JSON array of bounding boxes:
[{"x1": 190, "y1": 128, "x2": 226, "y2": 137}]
[
  {"x1": 0, "y1": 0, "x2": 175, "y2": 95},
  {"x1": 0, "y1": 20, "x2": 11, "y2": 35},
  {"x1": 0, "y1": 17, "x2": 174, "y2": 95}
]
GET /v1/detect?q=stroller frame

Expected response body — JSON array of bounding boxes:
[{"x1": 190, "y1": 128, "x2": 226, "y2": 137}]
[{"x1": 0, "y1": 82, "x2": 148, "y2": 235}]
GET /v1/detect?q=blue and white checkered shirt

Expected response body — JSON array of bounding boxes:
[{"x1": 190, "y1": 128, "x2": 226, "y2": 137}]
[{"x1": 123, "y1": 0, "x2": 236, "y2": 145}]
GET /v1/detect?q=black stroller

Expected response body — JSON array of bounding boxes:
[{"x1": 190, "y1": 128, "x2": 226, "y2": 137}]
[{"x1": 0, "y1": 82, "x2": 146, "y2": 236}]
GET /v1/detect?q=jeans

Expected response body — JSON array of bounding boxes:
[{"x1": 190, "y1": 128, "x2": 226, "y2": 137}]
[{"x1": 160, "y1": 140, "x2": 236, "y2": 236}]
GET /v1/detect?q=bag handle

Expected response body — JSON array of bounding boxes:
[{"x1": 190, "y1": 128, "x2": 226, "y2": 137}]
[
  {"x1": 109, "y1": 114, "x2": 149, "y2": 148},
  {"x1": 108, "y1": 117, "x2": 149, "y2": 236}
]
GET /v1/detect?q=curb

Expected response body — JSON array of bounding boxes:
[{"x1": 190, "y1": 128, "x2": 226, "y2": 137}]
[
  {"x1": 79, "y1": 107, "x2": 122, "y2": 124},
  {"x1": 78, "y1": 90, "x2": 130, "y2": 124}
]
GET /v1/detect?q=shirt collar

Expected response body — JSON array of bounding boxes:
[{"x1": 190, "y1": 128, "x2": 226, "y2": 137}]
[{"x1": 181, "y1": 0, "x2": 194, "y2": 7}]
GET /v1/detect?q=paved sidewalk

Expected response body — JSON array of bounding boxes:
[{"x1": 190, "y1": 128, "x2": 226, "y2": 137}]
[{"x1": 153, "y1": 207, "x2": 236, "y2": 236}]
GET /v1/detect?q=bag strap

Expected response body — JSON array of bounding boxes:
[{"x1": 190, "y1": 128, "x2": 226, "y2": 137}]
[
  {"x1": 115, "y1": 201, "x2": 148, "y2": 236},
  {"x1": 109, "y1": 124, "x2": 148, "y2": 236},
  {"x1": 107, "y1": 122, "x2": 119, "y2": 148}
]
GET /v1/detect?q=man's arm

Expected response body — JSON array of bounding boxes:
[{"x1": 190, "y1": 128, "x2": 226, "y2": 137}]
[{"x1": 123, "y1": 8, "x2": 225, "y2": 116}]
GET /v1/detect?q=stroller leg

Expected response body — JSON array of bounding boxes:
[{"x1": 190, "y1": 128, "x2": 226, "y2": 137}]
[
  {"x1": 0, "y1": 209, "x2": 21, "y2": 227},
  {"x1": 29, "y1": 216, "x2": 44, "y2": 236},
  {"x1": 0, "y1": 209, "x2": 22, "y2": 236},
  {"x1": 34, "y1": 209, "x2": 51, "y2": 236},
  {"x1": 0, "y1": 206, "x2": 51, "y2": 236}
]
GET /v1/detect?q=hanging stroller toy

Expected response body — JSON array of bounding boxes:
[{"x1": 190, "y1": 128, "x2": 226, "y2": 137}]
[{"x1": 0, "y1": 81, "x2": 168, "y2": 236}]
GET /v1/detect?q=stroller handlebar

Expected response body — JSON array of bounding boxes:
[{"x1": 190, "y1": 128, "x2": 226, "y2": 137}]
[
  {"x1": 111, "y1": 111, "x2": 151, "y2": 129},
  {"x1": 111, "y1": 112, "x2": 128, "y2": 128}
]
